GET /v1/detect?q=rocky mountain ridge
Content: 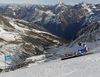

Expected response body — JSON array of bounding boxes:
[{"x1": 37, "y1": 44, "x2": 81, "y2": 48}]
[
  {"x1": 0, "y1": 15, "x2": 67, "y2": 66},
  {"x1": 0, "y1": 2, "x2": 100, "y2": 40}
]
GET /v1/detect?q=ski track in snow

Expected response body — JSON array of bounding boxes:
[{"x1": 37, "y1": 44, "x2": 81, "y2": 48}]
[{"x1": 0, "y1": 47, "x2": 100, "y2": 77}]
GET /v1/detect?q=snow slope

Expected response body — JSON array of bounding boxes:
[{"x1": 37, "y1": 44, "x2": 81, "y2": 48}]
[
  {"x1": 0, "y1": 43, "x2": 100, "y2": 77},
  {"x1": 0, "y1": 15, "x2": 67, "y2": 69}
]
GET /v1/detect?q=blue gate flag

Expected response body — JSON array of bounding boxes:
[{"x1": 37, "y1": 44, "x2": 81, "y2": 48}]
[
  {"x1": 4, "y1": 51, "x2": 14, "y2": 72},
  {"x1": 5, "y1": 55, "x2": 12, "y2": 61}
]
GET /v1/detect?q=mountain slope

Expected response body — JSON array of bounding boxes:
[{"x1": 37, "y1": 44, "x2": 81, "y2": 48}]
[
  {"x1": 0, "y1": 2, "x2": 100, "y2": 40},
  {"x1": 0, "y1": 15, "x2": 68, "y2": 67},
  {"x1": 72, "y1": 13, "x2": 100, "y2": 43}
]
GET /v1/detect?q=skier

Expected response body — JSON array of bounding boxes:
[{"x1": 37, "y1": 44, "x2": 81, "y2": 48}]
[{"x1": 78, "y1": 41, "x2": 88, "y2": 53}]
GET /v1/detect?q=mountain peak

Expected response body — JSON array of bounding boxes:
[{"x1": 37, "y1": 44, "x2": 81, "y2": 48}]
[
  {"x1": 59, "y1": 2, "x2": 63, "y2": 4},
  {"x1": 82, "y1": 1, "x2": 85, "y2": 4},
  {"x1": 80, "y1": 1, "x2": 87, "y2": 8},
  {"x1": 58, "y1": 2, "x2": 65, "y2": 6},
  {"x1": 56, "y1": 2, "x2": 66, "y2": 8}
]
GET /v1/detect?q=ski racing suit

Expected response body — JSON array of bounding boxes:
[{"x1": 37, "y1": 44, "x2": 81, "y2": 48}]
[{"x1": 78, "y1": 43, "x2": 88, "y2": 53}]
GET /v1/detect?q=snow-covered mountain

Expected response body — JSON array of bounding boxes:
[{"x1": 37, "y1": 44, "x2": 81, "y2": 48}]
[
  {"x1": 0, "y1": 2, "x2": 100, "y2": 75},
  {"x1": 0, "y1": 2, "x2": 100, "y2": 40},
  {"x1": 0, "y1": 15, "x2": 67, "y2": 68},
  {"x1": 72, "y1": 12, "x2": 100, "y2": 42}
]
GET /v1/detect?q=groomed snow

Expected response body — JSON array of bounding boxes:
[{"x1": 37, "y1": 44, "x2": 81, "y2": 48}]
[{"x1": 0, "y1": 42, "x2": 100, "y2": 77}]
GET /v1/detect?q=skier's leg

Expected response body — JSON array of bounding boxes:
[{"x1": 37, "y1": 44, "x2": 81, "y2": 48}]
[
  {"x1": 85, "y1": 50, "x2": 87, "y2": 52},
  {"x1": 78, "y1": 50, "x2": 82, "y2": 53}
]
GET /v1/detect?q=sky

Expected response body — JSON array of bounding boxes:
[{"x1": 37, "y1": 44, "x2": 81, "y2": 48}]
[{"x1": 0, "y1": 0, "x2": 100, "y2": 5}]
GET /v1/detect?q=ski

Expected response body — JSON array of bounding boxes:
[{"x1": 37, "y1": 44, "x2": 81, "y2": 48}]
[{"x1": 61, "y1": 52, "x2": 93, "y2": 60}]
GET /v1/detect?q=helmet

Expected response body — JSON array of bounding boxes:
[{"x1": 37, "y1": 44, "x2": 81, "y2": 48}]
[{"x1": 78, "y1": 41, "x2": 82, "y2": 46}]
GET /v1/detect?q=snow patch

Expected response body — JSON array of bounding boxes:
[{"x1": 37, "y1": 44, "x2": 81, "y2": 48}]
[{"x1": 81, "y1": 2, "x2": 93, "y2": 14}]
